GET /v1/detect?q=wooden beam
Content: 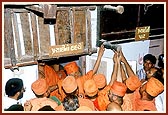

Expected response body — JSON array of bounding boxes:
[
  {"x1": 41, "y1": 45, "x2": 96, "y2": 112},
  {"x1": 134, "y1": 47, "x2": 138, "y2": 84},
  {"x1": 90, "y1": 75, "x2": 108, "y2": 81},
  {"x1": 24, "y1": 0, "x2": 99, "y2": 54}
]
[
  {"x1": 20, "y1": 13, "x2": 33, "y2": 56},
  {"x1": 30, "y1": 12, "x2": 39, "y2": 60},
  {"x1": 43, "y1": 4, "x2": 57, "y2": 19},
  {"x1": 25, "y1": 5, "x2": 43, "y2": 14},
  {"x1": 4, "y1": 9, "x2": 17, "y2": 66}
]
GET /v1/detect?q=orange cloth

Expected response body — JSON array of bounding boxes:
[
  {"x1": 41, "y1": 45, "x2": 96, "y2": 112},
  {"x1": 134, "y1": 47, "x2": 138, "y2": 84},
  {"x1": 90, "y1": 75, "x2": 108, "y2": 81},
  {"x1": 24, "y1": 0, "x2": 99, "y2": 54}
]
[
  {"x1": 76, "y1": 70, "x2": 94, "y2": 98},
  {"x1": 76, "y1": 106, "x2": 93, "y2": 111},
  {"x1": 121, "y1": 93, "x2": 134, "y2": 111},
  {"x1": 126, "y1": 75, "x2": 141, "y2": 91},
  {"x1": 31, "y1": 78, "x2": 48, "y2": 95},
  {"x1": 56, "y1": 70, "x2": 66, "y2": 80},
  {"x1": 84, "y1": 79, "x2": 98, "y2": 97},
  {"x1": 64, "y1": 61, "x2": 79, "y2": 75},
  {"x1": 78, "y1": 98, "x2": 95, "y2": 111},
  {"x1": 50, "y1": 89, "x2": 63, "y2": 101},
  {"x1": 81, "y1": 70, "x2": 94, "y2": 82},
  {"x1": 76, "y1": 77, "x2": 85, "y2": 98},
  {"x1": 135, "y1": 99, "x2": 157, "y2": 111},
  {"x1": 44, "y1": 65, "x2": 59, "y2": 97},
  {"x1": 93, "y1": 74, "x2": 107, "y2": 89},
  {"x1": 62, "y1": 76, "x2": 77, "y2": 93},
  {"x1": 111, "y1": 80, "x2": 127, "y2": 97},
  {"x1": 122, "y1": 87, "x2": 157, "y2": 111},
  {"x1": 93, "y1": 98, "x2": 99, "y2": 111},
  {"x1": 133, "y1": 87, "x2": 157, "y2": 111},
  {"x1": 57, "y1": 79, "x2": 67, "y2": 101},
  {"x1": 146, "y1": 77, "x2": 164, "y2": 97},
  {"x1": 57, "y1": 70, "x2": 93, "y2": 101},
  {"x1": 95, "y1": 85, "x2": 111, "y2": 111},
  {"x1": 44, "y1": 65, "x2": 59, "y2": 86},
  {"x1": 29, "y1": 97, "x2": 58, "y2": 111}
]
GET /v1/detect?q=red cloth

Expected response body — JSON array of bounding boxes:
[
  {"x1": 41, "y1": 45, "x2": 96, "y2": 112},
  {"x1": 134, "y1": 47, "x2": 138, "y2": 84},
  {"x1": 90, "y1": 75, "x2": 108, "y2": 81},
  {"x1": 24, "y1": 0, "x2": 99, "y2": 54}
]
[{"x1": 93, "y1": 99, "x2": 100, "y2": 111}]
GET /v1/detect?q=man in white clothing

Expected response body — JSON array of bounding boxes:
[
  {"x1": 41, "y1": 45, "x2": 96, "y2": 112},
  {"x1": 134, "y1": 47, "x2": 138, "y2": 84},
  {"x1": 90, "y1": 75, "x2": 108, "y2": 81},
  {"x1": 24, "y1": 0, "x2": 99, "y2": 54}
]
[
  {"x1": 3, "y1": 78, "x2": 25, "y2": 111},
  {"x1": 136, "y1": 54, "x2": 156, "y2": 81}
]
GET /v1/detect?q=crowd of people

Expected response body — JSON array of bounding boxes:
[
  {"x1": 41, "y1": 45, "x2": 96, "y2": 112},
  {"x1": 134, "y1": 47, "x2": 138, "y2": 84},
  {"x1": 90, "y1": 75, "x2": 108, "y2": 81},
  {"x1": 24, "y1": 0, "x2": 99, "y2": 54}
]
[{"x1": 3, "y1": 44, "x2": 164, "y2": 112}]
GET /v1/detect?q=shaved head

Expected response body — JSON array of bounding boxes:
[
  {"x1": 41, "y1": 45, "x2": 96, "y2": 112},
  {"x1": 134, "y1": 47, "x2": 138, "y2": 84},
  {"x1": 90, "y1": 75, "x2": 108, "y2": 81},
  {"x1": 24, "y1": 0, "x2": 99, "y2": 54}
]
[{"x1": 106, "y1": 102, "x2": 122, "y2": 111}]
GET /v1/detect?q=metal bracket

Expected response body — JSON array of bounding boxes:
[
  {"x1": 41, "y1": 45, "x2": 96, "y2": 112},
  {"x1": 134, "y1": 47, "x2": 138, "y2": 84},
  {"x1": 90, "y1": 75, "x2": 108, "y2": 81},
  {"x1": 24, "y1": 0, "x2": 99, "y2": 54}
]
[{"x1": 10, "y1": 66, "x2": 19, "y2": 72}]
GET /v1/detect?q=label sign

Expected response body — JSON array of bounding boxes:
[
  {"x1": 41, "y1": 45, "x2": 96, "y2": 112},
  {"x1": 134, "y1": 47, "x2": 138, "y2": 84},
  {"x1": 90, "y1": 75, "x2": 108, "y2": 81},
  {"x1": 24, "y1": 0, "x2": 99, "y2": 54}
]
[
  {"x1": 135, "y1": 26, "x2": 150, "y2": 41},
  {"x1": 49, "y1": 42, "x2": 84, "y2": 57}
]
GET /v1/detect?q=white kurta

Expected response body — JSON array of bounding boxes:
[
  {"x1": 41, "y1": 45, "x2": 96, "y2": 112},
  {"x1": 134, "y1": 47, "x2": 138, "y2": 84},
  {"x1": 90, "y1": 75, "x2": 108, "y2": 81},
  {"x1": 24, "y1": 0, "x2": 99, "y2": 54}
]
[{"x1": 3, "y1": 96, "x2": 22, "y2": 110}]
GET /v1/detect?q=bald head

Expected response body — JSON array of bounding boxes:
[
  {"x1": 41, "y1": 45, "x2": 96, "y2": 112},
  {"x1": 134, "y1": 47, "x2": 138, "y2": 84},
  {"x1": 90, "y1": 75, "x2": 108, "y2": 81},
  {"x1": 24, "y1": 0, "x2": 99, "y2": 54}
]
[{"x1": 106, "y1": 102, "x2": 122, "y2": 111}]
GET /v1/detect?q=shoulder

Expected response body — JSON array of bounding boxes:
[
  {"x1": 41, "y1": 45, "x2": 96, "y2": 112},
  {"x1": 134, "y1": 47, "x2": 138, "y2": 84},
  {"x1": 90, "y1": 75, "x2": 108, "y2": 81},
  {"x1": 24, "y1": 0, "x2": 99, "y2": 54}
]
[{"x1": 4, "y1": 104, "x2": 24, "y2": 111}]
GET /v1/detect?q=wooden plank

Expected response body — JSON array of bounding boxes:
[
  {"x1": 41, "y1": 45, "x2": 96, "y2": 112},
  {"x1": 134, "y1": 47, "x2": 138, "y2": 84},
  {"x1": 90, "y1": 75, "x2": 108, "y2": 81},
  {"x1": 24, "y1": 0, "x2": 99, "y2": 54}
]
[
  {"x1": 4, "y1": 10, "x2": 10, "y2": 59},
  {"x1": 56, "y1": 6, "x2": 96, "y2": 11},
  {"x1": 73, "y1": 9, "x2": 86, "y2": 45},
  {"x1": 54, "y1": 19, "x2": 59, "y2": 45},
  {"x1": 25, "y1": 5, "x2": 43, "y2": 14},
  {"x1": 86, "y1": 9, "x2": 92, "y2": 54},
  {"x1": 43, "y1": 4, "x2": 57, "y2": 19},
  {"x1": 4, "y1": 61, "x2": 38, "y2": 69},
  {"x1": 4, "y1": 37, "x2": 10, "y2": 58},
  {"x1": 12, "y1": 13, "x2": 22, "y2": 60},
  {"x1": 54, "y1": 10, "x2": 71, "y2": 45},
  {"x1": 38, "y1": 16, "x2": 50, "y2": 55},
  {"x1": 20, "y1": 13, "x2": 33, "y2": 56},
  {"x1": 30, "y1": 12, "x2": 39, "y2": 60},
  {"x1": 8, "y1": 9, "x2": 30, "y2": 13},
  {"x1": 4, "y1": 9, "x2": 17, "y2": 66}
]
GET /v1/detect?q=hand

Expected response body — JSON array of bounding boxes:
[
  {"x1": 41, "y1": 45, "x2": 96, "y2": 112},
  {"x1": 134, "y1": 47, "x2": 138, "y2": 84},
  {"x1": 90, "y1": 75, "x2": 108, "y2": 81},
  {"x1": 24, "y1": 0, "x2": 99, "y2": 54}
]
[
  {"x1": 113, "y1": 51, "x2": 118, "y2": 63},
  {"x1": 112, "y1": 49, "x2": 122, "y2": 63},
  {"x1": 24, "y1": 100, "x2": 32, "y2": 111},
  {"x1": 117, "y1": 52, "x2": 122, "y2": 63},
  {"x1": 118, "y1": 50, "x2": 126, "y2": 63},
  {"x1": 98, "y1": 44, "x2": 105, "y2": 58}
]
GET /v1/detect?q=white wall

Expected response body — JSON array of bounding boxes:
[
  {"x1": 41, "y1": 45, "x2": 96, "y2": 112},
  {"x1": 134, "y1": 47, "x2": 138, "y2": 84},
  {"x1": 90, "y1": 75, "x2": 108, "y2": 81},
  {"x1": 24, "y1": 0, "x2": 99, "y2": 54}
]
[
  {"x1": 149, "y1": 38, "x2": 164, "y2": 67},
  {"x1": 90, "y1": 7, "x2": 97, "y2": 49}
]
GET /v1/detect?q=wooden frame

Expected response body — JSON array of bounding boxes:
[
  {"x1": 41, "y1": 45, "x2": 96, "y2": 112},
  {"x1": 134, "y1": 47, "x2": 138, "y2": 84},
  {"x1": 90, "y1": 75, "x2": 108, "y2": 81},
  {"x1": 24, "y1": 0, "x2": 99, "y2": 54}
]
[{"x1": 3, "y1": 4, "x2": 97, "y2": 69}]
